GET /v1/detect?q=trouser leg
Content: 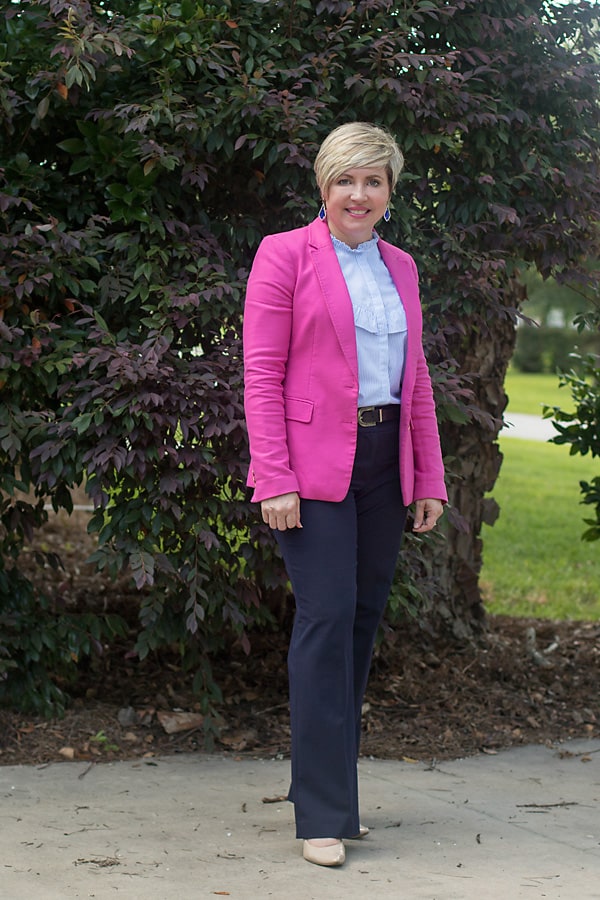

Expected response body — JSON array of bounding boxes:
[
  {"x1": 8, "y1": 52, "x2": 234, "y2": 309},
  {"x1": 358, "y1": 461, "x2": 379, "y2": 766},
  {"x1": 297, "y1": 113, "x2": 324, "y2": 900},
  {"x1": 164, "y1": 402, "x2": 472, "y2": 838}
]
[
  {"x1": 352, "y1": 430, "x2": 408, "y2": 751},
  {"x1": 275, "y1": 421, "x2": 407, "y2": 839},
  {"x1": 277, "y1": 496, "x2": 360, "y2": 838}
]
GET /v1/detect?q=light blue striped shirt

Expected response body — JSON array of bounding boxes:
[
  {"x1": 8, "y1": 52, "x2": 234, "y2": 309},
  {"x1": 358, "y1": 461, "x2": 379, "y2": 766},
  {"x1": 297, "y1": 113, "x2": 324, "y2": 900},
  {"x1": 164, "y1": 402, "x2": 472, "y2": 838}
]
[{"x1": 331, "y1": 234, "x2": 407, "y2": 407}]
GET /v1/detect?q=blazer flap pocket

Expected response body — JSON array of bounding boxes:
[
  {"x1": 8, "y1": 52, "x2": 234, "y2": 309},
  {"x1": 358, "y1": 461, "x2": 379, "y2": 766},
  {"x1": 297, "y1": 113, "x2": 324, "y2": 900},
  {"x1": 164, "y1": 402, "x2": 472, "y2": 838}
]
[{"x1": 284, "y1": 396, "x2": 314, "y2": 423}]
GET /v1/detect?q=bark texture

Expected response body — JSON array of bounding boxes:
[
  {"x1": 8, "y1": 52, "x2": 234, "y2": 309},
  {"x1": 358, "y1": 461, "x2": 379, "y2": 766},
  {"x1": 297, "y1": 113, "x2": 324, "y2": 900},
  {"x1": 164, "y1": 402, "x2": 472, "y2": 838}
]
[{"x1": 430, "y1": 314, "x2": 518, "y2": 638}]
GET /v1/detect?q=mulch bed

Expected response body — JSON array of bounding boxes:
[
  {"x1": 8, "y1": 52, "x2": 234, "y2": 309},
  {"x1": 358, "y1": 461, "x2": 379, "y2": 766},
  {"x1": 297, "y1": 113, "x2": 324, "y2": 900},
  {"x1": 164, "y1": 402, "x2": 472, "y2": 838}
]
[
  {"x1": 1, "y1": 615, "x2": 598, "y2": 767},
  {"x1": 1, "y1": 501, "x2": 598, "y2": 766}
]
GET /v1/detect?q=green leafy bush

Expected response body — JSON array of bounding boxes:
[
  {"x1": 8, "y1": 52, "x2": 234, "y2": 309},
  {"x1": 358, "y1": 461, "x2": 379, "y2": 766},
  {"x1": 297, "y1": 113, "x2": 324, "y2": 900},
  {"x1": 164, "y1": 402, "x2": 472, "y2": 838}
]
[
  {"x1": 0, "y1": 564, "x2": 127, "y2": 715},
  {"x1": 513, "y1": 326, "x2": 600, "y2": 374},
  {"x1": 1, "y1": 0, "x2": 599, "y2": 712},
  {"x1": 545, "y1": 350, "x2": 600, "y2": 542}
]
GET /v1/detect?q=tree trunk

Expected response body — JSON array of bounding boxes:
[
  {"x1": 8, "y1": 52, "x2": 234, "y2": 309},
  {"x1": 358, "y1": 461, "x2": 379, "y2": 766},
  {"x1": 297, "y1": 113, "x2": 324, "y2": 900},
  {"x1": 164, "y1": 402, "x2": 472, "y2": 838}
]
[{"x1": 428, "y1": 313, "x2": 518, "y2": 639}]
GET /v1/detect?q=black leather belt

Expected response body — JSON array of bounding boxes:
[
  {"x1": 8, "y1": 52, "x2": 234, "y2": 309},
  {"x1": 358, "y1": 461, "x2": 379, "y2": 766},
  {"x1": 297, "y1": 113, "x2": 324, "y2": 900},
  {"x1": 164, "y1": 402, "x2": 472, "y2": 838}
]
[{"x1": 357, "y1": 405, "x2": 400, "y2": 427}]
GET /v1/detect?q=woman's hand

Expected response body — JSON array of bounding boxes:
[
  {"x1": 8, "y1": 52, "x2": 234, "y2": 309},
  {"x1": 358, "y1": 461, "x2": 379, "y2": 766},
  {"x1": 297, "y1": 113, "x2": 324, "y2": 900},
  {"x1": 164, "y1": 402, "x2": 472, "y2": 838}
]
[
  {"x1": 412, "y1": 498, "x2": 444, "y2": 533},
  {"x1": 261, "y1": 492, "x2": 302, "y2": 531}
]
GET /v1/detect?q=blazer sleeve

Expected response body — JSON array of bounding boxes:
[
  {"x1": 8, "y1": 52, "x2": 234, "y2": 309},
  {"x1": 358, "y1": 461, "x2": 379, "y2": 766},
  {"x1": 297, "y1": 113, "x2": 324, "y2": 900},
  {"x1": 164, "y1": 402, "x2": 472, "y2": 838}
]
[
  {"x1": 381, "y1": 242, "x2": 447, "y2": 504},
  {"x1": 411, "y1": 347, "x2": 448, "y2": 503},
  {"x1": 243, "y1": 234, "x2": 300, "y2": 502}
]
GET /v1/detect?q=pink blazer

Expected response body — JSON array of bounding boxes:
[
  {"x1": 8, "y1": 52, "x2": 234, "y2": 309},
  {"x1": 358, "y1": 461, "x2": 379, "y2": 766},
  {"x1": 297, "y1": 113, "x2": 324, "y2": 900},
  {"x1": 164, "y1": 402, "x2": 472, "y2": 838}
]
[{"x1": 243, "y1": 217, "x2": 447, "y2": 506}]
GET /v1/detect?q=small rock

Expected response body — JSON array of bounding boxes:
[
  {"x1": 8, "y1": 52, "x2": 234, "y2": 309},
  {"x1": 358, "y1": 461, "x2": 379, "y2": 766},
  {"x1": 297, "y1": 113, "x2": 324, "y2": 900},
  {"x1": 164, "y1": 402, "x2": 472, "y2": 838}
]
[
  {"x1": 117, "y1": 706, "x2": 137, "y2": 727},
  {"x1": 156, "y1": 711, "x2": 204, "y2": 734}
]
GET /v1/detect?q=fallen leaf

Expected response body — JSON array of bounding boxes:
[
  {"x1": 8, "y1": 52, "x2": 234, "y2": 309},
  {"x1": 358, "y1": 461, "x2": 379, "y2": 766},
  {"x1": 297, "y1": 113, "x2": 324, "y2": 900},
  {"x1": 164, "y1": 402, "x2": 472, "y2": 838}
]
[
  {"x1": 219, "y1": 729, "x2": 257, "y2": 751},
  {"x1": 59, "y1": 747, "x2": 76, "y2": 760}
]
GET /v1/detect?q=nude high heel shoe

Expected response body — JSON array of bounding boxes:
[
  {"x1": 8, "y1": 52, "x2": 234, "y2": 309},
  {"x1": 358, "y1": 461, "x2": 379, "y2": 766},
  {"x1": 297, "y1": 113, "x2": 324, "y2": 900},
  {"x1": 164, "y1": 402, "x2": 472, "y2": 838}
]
[{"x1": 302, "y1": 839, "x2": 346, "y2": 867}]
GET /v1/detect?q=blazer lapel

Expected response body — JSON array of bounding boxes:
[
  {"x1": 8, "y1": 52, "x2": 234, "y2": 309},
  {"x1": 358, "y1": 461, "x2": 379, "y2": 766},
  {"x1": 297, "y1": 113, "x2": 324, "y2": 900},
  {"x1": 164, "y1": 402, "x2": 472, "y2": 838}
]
[
  {"x1": 308, "y1": 218, "x2": 358, "y2": 378},
  {"x1": 307, "y1": 222, "x2": 421, "y2": 384}
]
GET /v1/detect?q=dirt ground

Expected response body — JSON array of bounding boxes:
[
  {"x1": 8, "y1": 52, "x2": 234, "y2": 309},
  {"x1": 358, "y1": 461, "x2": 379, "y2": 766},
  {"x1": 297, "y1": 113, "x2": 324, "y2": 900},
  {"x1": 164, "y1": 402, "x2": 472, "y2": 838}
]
[{"x1": 1, "y1": 505, "x2": 598, "y2": 767}]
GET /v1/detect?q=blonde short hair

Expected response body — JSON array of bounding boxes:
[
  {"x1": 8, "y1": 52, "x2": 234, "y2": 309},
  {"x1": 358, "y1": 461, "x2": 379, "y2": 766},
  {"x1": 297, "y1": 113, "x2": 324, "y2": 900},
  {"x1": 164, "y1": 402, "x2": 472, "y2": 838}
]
[{"x1": 314, "y1": 122, "x2": 404, "y2": 196}]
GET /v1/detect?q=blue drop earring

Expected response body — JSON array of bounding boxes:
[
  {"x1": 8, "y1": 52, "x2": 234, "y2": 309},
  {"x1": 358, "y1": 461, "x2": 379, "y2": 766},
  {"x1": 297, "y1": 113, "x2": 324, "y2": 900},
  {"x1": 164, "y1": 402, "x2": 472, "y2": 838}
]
[
  {"x1": 318, "y1": 202, "x2": 327, "y2": 221},
  {"x1": 383, "y1": 206, "x2": 391, "y2": 223}
]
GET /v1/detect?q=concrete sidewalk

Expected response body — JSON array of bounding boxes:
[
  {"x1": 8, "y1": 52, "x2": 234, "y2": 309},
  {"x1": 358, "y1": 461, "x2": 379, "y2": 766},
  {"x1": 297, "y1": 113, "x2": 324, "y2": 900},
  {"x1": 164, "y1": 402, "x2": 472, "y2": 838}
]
[
  {"x1": 501, "y1": 411, "x2": 557, "y2": 442},
  {"x1": 1, "y1": 739, "x2": 599, "y2": 899}
]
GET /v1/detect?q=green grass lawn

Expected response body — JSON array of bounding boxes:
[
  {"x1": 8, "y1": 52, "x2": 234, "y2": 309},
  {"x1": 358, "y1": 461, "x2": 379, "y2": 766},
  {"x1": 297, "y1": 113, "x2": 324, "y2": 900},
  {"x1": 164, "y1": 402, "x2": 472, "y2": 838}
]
[
  {"x1": 503, "y1": 369, "x2": 571, "y2": 416},
  {"x1": 480, "y1": 374, "x2": 600, "y2": 619}
]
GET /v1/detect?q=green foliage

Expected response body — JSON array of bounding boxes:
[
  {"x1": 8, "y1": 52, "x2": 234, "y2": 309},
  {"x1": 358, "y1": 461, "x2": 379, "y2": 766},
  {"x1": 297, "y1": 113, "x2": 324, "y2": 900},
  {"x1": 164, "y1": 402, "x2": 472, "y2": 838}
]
[
  {"x1": 545, "y1": 352, "x2": 600, "y2": 542},
  {"x1": 512, "y1": 324, "x2": 600, "y2": 373},
  {"x1": 518, "y1": 266, "x2": 592, "y2": 328},
  {"x1": 0, "y1": 564, "x2": 127, "y2": 715},
  {"x1": 1, "y1": 0, "x2": 600, "y2": 709},
  {"x1": 89, "y1": 730, "x2": 120, "y2": 753}
]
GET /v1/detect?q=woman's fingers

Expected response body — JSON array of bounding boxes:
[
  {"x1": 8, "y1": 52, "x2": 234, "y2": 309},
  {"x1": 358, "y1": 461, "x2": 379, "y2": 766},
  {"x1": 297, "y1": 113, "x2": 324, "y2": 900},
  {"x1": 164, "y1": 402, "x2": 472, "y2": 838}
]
[
  {"x1": 261, "y1": 492, "x2": 302, "y2": 530},
  {"x1": 412, "y1": 498, "x2": 444, "y2": 533}
]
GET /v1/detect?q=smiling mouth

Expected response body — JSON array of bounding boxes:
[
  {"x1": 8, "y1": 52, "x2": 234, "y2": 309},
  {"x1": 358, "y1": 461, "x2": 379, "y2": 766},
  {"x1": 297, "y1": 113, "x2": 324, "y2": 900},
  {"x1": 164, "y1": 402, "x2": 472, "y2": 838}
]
[{"x1": 347, "y1": 208, "x2": 369, "y2": 216}]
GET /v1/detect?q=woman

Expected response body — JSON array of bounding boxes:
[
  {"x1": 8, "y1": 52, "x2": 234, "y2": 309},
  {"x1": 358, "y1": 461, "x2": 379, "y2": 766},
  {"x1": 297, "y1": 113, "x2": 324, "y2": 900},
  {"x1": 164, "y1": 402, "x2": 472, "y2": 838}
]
[{"x1": 243, "y1": 122, "x2": 447, "y2": 867}]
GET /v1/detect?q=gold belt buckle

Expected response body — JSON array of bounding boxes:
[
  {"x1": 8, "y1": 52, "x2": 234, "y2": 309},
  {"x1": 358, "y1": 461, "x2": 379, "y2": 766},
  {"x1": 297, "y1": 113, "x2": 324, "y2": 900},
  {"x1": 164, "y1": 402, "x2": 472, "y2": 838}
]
[{"x1": 358, "y1": 406, "x2": 379, "y2": 427}]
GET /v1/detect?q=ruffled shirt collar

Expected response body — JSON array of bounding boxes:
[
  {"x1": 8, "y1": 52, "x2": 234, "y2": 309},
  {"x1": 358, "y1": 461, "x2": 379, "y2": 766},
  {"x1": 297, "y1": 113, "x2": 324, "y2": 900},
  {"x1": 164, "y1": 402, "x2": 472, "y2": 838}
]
[{"x1": 330, "y1": 232, "x2": 379, "y2": 253}]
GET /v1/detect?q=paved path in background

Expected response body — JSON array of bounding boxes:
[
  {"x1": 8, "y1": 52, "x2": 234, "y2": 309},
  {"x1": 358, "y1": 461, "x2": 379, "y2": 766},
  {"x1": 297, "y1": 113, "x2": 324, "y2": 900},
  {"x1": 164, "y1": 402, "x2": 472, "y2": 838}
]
[
  {"x1": 1, "y1": 739, "x2": 599, "y2": 899},
  {"x1": 501, "y1": 411, "x2": 558, "y2": 442}
]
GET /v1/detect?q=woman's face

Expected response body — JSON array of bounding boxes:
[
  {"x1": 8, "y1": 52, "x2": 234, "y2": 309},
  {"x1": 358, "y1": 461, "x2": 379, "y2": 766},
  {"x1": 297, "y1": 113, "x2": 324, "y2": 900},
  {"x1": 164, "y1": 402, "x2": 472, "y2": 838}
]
[{"x1": 323, "y1": 166, "x2": 391, "y2": 249}]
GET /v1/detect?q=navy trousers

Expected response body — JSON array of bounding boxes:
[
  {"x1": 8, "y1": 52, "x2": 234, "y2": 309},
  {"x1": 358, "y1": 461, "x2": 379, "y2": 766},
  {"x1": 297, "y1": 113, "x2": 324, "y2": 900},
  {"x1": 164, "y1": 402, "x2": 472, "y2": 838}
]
[{"x1": 275, "y1": 419, "x2": 408, "y2": 839}]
